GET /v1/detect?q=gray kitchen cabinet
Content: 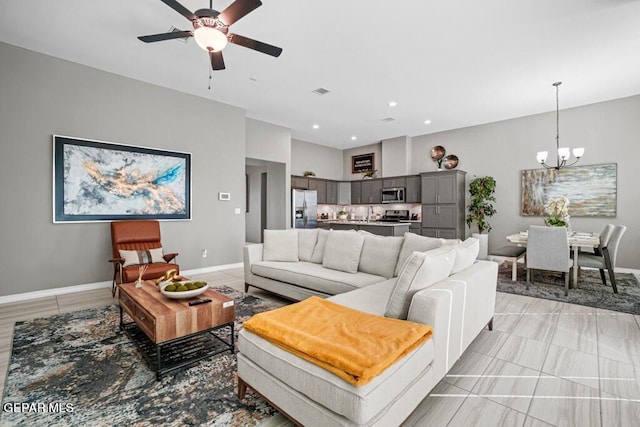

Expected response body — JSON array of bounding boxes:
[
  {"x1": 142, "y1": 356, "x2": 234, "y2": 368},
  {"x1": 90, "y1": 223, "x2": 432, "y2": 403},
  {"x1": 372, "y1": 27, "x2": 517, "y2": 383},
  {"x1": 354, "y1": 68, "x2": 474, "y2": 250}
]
[
  {"x1": 338, "y1": 182, "x2": 351, "y2": 205},
  {"x1": 326, "y1": 181, "x2": 338, "y2": 204},
  {"x1": 361, "y1": 179, "x2": 383, "y2": 204},
  {"x1": 382, "y1": 177, "x2": 406, "y2": 189},
  {"x1": 351, "y1": 181, "x2": 361, "y2": 204},
  {"x1": 291, "y1": 176, "x2": 309, "y2": 189},
  {"x1": 420, "y1": 170, "x2": 466, "y2": 239},
  {"x1": 308, "y1": 178, "x2": 327, "y2": 204},
  {"x1": 405, "y1": 176, "x2": 421, "y2": 203}
]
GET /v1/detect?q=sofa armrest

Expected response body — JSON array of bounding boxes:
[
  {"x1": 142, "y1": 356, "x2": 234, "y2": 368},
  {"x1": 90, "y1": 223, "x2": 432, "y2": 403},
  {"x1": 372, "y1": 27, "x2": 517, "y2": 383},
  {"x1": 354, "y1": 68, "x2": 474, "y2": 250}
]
[
  {"x1": 163, "y1": 252, "x2": 178, "y2": 263},
  {"x1": 407, "y1": 280, "x2": 467, "y2": 382},
  {"x1": 244, "y1": 244, "x2": 264, "y2": 283}
]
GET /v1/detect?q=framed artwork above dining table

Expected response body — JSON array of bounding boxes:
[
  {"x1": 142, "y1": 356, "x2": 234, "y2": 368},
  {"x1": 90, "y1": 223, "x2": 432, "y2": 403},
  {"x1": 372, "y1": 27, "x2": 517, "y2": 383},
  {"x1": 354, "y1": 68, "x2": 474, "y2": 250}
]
[{"x1": 520, "y1": 163, "x2": 617, "y2": 217}]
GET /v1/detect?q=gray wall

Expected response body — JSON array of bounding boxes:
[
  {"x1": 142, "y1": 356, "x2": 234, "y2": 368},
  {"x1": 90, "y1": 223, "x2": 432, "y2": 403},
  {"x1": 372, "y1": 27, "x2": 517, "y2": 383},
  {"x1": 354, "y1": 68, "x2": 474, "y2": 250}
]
[
  {"x1": 411, "y1": 94, "x2": 640, "y2": 269},
  {"x1": 0, "y1": 43, "x2": 247, "y2": 296},
  {"x1": 291, "y1": 138, "x2": 343, "y2": 180},
  {"x1": 245, "y1": 164, "x2": 266, "y2": 243},
  {"x1": 245, "y1": 118, "x2": 292, "y2": 229},
  {"x1": 343, "y1": 142, "x2": 382, "y2": 180}
]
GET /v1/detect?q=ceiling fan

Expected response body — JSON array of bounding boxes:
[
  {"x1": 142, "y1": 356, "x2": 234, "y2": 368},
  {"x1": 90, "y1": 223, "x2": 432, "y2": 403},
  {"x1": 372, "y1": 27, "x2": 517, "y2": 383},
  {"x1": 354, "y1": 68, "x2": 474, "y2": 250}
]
[{"x1": 138, "y1": 0, "x2": 282, "y2": 71}]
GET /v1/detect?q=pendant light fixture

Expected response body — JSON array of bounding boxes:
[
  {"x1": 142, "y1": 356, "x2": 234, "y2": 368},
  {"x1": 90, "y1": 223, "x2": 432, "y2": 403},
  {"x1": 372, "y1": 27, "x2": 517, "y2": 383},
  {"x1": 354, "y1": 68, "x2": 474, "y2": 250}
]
[{"x1": 536, "y1": 82, "x2": 584, "y2": 169}]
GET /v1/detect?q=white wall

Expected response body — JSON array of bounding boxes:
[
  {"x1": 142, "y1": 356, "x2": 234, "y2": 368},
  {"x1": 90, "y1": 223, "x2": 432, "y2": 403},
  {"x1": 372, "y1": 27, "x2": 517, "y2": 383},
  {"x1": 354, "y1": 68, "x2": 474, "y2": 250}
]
[
  {"x1": 411, "y1": 94, "x2": 640, "y2": 269},
  {"x1": 291, "y1": 138, "x2": 343, "y2": 180},
  {"x1": 245, "y1": 118, "x2": 292, "y2": 228}
]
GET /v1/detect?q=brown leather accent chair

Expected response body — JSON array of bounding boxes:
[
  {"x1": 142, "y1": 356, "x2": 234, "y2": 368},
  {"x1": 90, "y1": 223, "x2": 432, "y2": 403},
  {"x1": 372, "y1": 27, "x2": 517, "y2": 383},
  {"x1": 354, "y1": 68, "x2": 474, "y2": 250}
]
[{"x1": 109, "y1": 220, "x2": 179, "y2": 296}]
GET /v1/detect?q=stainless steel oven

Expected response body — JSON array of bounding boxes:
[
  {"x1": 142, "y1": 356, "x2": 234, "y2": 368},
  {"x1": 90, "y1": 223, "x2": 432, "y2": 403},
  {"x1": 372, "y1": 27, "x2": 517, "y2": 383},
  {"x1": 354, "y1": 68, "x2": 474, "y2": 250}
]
[{"x1": 381, "y1": 187, "x2": 405, "y2": 204}]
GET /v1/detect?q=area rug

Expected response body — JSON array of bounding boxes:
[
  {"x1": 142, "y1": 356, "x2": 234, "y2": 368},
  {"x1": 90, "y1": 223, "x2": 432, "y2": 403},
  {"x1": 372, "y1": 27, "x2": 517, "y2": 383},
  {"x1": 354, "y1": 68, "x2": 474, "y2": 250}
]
[
  {"x1": 1, "y1": 286, "x2": 286, "y2": 427},
  {"x1": 497, "y1": 264, "x2": 640, "y2": 314}
]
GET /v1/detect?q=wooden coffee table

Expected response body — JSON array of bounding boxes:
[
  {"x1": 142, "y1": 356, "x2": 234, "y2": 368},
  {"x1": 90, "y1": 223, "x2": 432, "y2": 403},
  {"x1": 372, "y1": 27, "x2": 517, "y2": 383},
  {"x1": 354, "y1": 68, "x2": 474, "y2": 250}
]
[{"x1": 118, "y1": 280, "x2": 235, "y2": 379}]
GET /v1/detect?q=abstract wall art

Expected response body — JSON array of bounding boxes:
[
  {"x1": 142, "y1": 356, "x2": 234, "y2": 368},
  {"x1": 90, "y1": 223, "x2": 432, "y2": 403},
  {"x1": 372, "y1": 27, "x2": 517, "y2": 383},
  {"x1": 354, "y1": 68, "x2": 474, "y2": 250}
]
[
  {"x1": 521, "y1": 163, "x2": 617, "y2": 217},
  {"x1": 53, "y1": 135, "x2": 191, "y2": 222}
]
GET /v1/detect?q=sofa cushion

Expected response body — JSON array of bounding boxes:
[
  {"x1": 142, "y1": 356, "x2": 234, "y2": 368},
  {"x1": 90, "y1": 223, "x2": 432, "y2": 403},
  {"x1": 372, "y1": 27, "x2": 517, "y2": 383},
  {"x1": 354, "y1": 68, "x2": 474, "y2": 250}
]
[
  {"x1": 297, "y1": 229, "x2": 319, "y2": 262},
  {"x1": 451, "y1": 237, "x2": 480, "y2": 274},
  {"x1": 310, "y1": 229, "x2": 331, "y2": 264},
  {"x1": 394, "y1": 233, "x2": 443, "y2": 276},
  {"x1": 251, "y1": 261, "x2": 386, "y2": 295},
  {"x1": 322, "y1": 230, "x2": 365, "y2": 273},
  {"x1": 357, "y1": 232, "x2": 404, "y2": 279},
  {"x1": 263, "y1": 229, "x2": 299, "y2": 262},
  {"x1": 119, "y1": 248, "x2": 165, "y2": 267},
  {"x1": 238, "y1": 328, "x2": 434, "y2": 425},
  {"x1": 385, "y1": 246, "x2": 457, "y2": 319}
]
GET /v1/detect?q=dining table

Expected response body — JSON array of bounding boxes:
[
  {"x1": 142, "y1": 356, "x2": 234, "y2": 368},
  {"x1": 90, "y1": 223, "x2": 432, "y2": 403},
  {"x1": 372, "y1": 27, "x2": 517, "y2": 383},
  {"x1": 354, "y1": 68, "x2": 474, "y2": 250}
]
[{"x1": 506, "y1": 230, "x2": 600, "y2": 287}]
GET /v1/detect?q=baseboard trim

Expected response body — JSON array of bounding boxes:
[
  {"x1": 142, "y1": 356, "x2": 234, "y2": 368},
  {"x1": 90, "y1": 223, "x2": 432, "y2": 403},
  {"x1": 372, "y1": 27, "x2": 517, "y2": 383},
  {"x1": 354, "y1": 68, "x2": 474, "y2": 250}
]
[{"x1": 0, "y1": 262, "x2": 244, "y2": 305}]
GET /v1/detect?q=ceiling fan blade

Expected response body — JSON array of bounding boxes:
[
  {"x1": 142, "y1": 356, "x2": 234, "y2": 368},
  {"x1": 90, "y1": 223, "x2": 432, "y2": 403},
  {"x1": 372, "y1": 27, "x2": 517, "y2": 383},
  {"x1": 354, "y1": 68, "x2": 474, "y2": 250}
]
[
  {"x1": 210, "y1": 51, "x2": 226, "y2": 70},
  {"x1": 228, "y1": 33, "x2": 282, "y2": 57},
  {"x1": 160, "y1": 0, "x2": 197, "y2": 21},
  {"x1": 138, "y1": 31, "x2": 193, "y2": 43},
  {"x1": 218, "y1": 0, "x2": 262, "y2": 26}
]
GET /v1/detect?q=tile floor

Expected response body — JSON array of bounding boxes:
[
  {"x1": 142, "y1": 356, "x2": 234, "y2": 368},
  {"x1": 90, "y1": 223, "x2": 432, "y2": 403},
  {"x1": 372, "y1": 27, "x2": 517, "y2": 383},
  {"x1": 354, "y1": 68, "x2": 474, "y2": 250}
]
[{"x1": 1, "y1": 267, "x2": 639, "y2": 426}]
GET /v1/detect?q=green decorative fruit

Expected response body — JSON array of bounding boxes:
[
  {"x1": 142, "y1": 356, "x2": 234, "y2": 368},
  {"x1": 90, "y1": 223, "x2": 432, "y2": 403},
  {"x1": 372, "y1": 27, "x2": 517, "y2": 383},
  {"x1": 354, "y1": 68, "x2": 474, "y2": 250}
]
[
  {"x1": 176, "y1": 285, "x2": 188, "y2": 292},
  {"x1": 164, "y1": 284, "x2": 177, "y2": 292}
]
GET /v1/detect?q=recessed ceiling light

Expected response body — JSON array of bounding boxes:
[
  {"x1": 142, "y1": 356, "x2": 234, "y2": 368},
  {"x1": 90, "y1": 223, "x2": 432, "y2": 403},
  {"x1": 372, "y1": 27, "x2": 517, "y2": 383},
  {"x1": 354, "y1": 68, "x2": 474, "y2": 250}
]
[
  {"x1": 249, "y1": 77, "x2": 257, "y2": 82},
  {"x1": 351, "y1": 136, "x2": 357, "y2": 141},
  {"x1": 312, "y1": 88, "x2": 330, "y2": 95},
  {"x1": 312, "y1": 124, "x2": 319, "y2": 129},
  {"x1": 388, "y1": 101, "x2": 397, "y2": 107},
  {"x1": 424, "y1": 119, "x2": 432, "y2": 125}
]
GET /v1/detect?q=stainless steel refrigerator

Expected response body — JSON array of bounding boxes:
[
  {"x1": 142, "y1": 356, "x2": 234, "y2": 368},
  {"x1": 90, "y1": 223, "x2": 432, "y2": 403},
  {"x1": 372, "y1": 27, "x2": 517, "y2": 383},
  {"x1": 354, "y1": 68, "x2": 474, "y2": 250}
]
[{"x1": 292, "y1": 189, "x2": 317, "y2": 229}]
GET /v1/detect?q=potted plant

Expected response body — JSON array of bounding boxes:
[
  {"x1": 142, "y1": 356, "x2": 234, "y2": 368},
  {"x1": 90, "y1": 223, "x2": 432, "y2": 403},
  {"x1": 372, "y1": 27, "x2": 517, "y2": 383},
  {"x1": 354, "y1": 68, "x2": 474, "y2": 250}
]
[
  {"x1": 465, "y1": 176, "x2": 497, "y2": 260},
  {"x1": 303, "y1": 171, "x2": 316, "y2": 177},
  {"x1": 362, "y1": 170, "x2": 377, "y2": 179},
  {"x1": 338, "y1": 210, "x2": 348, "y2": 220},
  {"x1": 544, "y1": 197, "x2": 570, "y2": 228}
]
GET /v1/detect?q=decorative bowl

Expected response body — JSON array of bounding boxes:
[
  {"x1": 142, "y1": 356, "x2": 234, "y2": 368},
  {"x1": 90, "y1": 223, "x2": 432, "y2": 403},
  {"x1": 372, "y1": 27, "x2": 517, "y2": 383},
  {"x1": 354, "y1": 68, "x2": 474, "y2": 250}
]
[{"x1": 160, "y1": 281, "x2": 209, "y2": 299}]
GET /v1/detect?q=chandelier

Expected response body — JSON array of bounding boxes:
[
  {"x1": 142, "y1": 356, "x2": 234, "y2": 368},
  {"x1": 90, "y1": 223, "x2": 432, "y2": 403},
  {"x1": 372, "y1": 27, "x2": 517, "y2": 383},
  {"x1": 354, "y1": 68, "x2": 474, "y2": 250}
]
[{"x1": 536, "y1": 82, "x2": 584, "y2": 169}]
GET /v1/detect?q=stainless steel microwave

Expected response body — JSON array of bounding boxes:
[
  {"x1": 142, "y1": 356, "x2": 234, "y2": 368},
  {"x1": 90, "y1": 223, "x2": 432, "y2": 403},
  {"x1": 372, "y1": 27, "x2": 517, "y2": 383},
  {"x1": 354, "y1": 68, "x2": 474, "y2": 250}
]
[{"x1": 381, "y1": 187, "x2": 405, "y2": 203}]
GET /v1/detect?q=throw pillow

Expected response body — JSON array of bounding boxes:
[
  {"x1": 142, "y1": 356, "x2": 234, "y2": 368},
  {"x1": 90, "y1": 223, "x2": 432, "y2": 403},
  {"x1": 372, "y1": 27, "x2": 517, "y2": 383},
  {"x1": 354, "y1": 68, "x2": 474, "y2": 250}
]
[
  {"x1": 357, "y1": 232, "x2": 404, "y2": 279},
  {"x1": 310, "y1": 229, "x2": 331, "y2": 264},
  {"x1": 297, "y1": 229, "x2": 319, "y2": 262},
  {"x1": 263, "y1": 229, "x2": 299, "y2": 262},
  {"x1": 385, "y1": 245, "x2": 457, "y2": 319},
  {"x1": 450, "y1": 237, "x2": 479, "y2": 274},
  {"x1": 394, "y1": 232, "x2": 444, "y2": 277},
  {"x1": 119, "y1": 248, "x2": 165, "y2": 267},
  {"x1": 322, "y1": 230, "x2": 366, "y2": 273}
]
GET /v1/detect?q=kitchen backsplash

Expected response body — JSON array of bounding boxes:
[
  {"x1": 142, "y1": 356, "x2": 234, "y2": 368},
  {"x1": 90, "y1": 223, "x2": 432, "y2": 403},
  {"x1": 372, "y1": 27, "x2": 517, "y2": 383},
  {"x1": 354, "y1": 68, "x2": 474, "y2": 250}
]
[{"x1": 317, "y1": 204, "x2": 421, "y2": 221}]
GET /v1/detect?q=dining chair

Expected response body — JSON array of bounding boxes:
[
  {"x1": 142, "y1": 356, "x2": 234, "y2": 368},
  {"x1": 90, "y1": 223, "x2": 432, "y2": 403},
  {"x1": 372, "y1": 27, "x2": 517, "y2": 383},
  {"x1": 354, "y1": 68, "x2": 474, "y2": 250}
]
[
  {"x1": 575, "y1": 225, "x2": 627, "y2": 293},
  {"x1": 526, "y1": 225, "x2": 572, "y2": 296},
  {"x1": 578, "y1": 223, "x2": 614, "y2": 284}
]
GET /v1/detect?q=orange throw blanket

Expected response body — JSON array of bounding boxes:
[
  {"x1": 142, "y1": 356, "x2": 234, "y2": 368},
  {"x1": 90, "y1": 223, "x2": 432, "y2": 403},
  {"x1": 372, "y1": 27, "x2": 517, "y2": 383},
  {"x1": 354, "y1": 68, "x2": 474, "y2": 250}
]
[{"x1": 243, "y1": 296, "x2": 433, "y2": 386}]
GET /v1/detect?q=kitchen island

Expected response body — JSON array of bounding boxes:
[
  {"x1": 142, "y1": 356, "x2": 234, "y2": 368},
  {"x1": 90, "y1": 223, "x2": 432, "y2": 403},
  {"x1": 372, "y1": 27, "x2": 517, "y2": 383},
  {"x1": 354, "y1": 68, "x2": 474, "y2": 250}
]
[{"x1": 317, "y1": 220, "x2": 410, "y2": 236}]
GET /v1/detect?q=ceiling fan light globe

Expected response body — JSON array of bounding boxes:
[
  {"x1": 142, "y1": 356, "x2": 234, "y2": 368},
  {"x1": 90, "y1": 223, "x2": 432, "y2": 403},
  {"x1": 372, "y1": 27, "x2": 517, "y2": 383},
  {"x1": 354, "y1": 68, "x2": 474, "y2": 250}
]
[{"x1": 194, "y1": 27, "x2": 228, "y2": 52}]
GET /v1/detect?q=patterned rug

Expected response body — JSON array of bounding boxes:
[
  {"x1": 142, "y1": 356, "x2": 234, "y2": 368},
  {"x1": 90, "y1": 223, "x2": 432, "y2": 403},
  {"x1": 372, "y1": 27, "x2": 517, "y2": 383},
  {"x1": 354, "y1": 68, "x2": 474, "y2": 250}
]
[
  {"x1": 497, "y1": 264, "x2": 640, "y2": 314},
  {"x1": 1, "y1": 286, "x2": 286, "y2": 427}
]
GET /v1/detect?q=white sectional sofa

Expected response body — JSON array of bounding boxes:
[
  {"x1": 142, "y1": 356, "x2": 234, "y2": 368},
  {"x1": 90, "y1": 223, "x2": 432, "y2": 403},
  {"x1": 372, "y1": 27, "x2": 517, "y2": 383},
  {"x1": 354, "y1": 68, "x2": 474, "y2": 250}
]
[{"x1": 239, "y1": 228, "x2": 498, "y2": 426}]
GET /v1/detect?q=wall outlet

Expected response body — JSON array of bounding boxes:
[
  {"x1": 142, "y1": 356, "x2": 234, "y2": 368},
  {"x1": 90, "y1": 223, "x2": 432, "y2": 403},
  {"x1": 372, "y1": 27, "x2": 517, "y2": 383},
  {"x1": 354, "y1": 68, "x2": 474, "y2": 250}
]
[{"x1": 201, "y1": 249, "x2": 207, "y2": 258}]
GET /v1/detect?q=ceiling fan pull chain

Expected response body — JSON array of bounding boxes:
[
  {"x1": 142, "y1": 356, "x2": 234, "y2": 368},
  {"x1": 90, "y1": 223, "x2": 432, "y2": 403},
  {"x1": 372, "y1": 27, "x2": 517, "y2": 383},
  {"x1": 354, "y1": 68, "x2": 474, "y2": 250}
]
[{"x1": 208, "y1": 67, "x2": 212, "y2": 90}]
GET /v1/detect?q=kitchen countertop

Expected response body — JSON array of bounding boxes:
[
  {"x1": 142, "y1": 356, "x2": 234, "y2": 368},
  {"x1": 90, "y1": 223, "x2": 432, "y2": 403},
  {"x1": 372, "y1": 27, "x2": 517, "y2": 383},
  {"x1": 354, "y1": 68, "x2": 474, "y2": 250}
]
[{"x1": 320, "y1": 220, "x2": 413, "y2": 227}]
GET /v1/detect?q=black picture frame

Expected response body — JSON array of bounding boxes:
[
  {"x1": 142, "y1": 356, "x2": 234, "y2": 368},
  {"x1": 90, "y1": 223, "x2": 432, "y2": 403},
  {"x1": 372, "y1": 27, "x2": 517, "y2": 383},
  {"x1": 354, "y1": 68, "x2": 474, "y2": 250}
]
[
  {"x1": 351, "y1": 153, "x2": 375, "y2": 174},
  {"x1": 53, "y1": 135, "x2": 192, "y2": 223}
]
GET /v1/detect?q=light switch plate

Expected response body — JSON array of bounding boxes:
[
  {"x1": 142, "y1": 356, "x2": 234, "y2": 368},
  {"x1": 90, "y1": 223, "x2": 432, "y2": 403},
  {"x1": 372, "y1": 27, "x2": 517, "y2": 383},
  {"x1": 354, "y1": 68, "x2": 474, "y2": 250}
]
[
  {"x1": 234, "y1": 208, "x2": 241, "y2": 214},
  {"x1": 218, "y1": 192, "x2": 231, "y2": 201}
]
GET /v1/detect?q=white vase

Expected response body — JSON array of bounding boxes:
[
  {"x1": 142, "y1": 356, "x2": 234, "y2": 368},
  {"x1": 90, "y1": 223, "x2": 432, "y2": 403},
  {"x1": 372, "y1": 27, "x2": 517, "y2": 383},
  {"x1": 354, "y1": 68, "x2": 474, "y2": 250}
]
[{"x1": 472, "y1": 233, "x2": 489, "y2": 260}]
